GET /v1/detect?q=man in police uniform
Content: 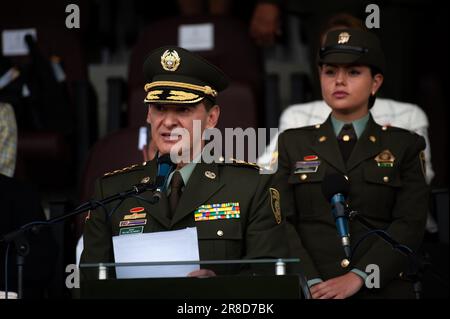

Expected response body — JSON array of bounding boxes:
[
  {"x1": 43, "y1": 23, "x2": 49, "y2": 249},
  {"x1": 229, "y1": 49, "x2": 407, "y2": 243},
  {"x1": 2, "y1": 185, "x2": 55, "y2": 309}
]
[
  {"x1": 80, "y1": 46, "x2": 288, "y2": 279},
  {"x1": 273, "y1": 29, "x2": 429, "y2": 298}
]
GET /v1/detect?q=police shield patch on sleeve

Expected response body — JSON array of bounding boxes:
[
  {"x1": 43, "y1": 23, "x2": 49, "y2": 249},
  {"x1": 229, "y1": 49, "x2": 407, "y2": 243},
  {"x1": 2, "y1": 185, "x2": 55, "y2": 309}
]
[
  {"x1": 419, "y1": 151, "x2": 426, "y2": 178},
  {"x1": 269, "y1": 188, "x2": 282, "y2": 224}
]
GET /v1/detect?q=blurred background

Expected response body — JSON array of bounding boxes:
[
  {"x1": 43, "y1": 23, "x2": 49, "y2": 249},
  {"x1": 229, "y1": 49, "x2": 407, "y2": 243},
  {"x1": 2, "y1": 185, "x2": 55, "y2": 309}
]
[{"x1": 0, "y1": 0, "x2": 447, "y2": 298}]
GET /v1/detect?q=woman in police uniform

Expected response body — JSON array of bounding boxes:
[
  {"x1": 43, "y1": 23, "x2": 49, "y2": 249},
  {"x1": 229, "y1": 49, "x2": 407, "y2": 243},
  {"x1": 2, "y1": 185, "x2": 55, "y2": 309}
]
[{"x1": 274, "y1": 28, "x2": 429, "y2": 298}]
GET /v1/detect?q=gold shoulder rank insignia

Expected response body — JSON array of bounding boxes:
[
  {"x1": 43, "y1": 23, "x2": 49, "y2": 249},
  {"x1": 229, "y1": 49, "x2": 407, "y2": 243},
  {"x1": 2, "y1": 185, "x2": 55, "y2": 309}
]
[
  {"x1": 228, "y1": 158, "x2": 261, "y2": 170},
  {"x1": 269, "y1": 188, "x2": 282, "y2": 224},
  {"x1": 103, "y1": 164, "x2": 140, "y2": 177}
]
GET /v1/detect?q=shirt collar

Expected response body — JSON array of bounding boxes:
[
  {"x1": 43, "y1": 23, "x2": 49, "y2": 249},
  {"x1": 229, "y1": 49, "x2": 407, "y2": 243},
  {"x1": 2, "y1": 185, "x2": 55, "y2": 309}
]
[
  {"x1": 165, "y1": 153, "x2": 201, "y2": 193},
  {"x1": 331, "y1": 113, "x2": 370, "y2": 138}
]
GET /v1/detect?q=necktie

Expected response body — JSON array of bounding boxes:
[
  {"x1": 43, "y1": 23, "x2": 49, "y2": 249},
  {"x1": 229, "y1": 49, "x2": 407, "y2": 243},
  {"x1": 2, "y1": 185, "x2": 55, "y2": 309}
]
[
  {"x1": 337, "y1": 123, "x2": 357, "y2": 163},
  {"x1": 168, "y1": 170, "x2": 184, "y2": 219}
]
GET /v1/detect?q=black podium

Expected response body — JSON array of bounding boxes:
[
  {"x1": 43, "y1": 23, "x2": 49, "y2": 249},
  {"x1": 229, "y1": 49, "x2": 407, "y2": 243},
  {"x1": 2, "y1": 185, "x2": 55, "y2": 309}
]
[
  {"x1": 81, "y1": 275, "x2": 302, "y2": 299},
  {"x1": 79, "y1": 259, "x2": 306, "y2": 299}
]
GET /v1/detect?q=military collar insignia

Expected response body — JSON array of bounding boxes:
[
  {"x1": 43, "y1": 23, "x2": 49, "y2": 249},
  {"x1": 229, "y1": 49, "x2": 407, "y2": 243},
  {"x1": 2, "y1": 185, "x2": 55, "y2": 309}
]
[
  {"x1": 338, "y1": 32, "x2": 351, "y2": 44},
  {"x1": 375, "y1": 149, "x2": 395, "y2": 167},
  {"x1": 161, "y1": 49, "x2": 181, "y2": 71},
  {"x1": 205, "y1": 170, "x2": 216, "y2": 179}
]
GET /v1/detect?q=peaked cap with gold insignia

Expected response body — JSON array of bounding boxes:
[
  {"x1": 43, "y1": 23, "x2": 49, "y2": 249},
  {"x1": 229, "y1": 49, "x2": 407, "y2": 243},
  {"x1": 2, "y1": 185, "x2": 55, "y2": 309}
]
[
  {"x1": 319, "y1": 28, "x2": 385, "y2": 73},
  {"x1": 143, "y1": 46, "x2": 229, "y2": 105}
]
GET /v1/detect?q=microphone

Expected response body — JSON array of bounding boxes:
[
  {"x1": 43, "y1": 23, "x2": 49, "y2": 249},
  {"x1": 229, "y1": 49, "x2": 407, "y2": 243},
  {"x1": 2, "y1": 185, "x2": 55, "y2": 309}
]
[
  {"x1": 321, "y1": 174, "x2": 352, "y2": 267},
  {"x1": 152, "y1": 154, "x2": 177, "y2": 202}
]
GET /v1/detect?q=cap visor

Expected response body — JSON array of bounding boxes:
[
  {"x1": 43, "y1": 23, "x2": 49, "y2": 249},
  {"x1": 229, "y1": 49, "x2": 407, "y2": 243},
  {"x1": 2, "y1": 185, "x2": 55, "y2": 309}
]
[{"x1": 320, "y1": 53, "x2": 361, "y2": 65}]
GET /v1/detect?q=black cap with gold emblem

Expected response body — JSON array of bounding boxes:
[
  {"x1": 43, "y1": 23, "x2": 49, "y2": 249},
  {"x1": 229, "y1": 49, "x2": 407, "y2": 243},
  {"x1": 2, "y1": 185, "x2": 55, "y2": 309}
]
[
  {"x1": 143, "y1": 46, "x2": 229, "y2": 105},
  {"x1": 319, "y1": 28, "x2": 385, "y2": 73}
]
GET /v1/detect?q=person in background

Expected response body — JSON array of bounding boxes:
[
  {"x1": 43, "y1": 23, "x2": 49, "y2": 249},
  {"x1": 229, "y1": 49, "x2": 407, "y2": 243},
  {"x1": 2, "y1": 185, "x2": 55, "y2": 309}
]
[
  {"x1": 258, "y1": 13, "x2": 437, "y2": 234},
  {"x1": 0, "y1": 102, "x2": 17, "y2": 177},
  {"x1": 273, "y1": 28, "x2": 429, "y2": 298}
]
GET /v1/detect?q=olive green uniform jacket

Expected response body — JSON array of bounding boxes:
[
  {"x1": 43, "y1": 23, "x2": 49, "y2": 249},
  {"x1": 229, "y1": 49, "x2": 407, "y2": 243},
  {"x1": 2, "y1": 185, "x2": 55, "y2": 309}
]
[
  {"x1": 273, "y1": 115, "x2": 429, "y2": 298},
  {"x1": 80, "y1": 158, "x2": 289, "y2": 279}
]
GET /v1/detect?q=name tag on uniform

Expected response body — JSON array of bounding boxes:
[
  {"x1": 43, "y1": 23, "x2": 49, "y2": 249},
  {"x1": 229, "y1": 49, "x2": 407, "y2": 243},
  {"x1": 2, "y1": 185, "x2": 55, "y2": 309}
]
[
  {"x1": 194, "y1": 202, "x2": 240, "y2": 221},
  {"x1": 119, "y1": 226, "x2": 144, "y2": 236},
  {"x1": 294, "y1": 160, "x2": 321, "y2": 174}
]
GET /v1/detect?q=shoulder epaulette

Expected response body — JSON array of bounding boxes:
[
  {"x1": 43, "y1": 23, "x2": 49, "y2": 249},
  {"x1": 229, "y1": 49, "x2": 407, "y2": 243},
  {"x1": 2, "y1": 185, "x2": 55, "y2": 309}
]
[
  {"x1": 380, "y1": 125, "x2": 413, "y2": 134},
  {"x1": 103, "y1": 163, "x2": 142, "y2": 177},
  {"x1": 284, "y1": 123, "x2": 321, "y2": 133},
  {"x1": 219, "y1": 157, "x2": 261, "y2": 170}
]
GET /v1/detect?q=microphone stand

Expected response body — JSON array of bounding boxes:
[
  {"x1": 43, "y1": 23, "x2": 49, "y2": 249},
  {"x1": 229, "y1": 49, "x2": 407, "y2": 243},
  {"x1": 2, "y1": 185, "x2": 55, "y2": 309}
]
[
  {"x1": 1, "y1": 182, "x2": 159, "y2": 299},
  {"x1": 347, "y1": 210, "x2": 427, "y2": 299}
]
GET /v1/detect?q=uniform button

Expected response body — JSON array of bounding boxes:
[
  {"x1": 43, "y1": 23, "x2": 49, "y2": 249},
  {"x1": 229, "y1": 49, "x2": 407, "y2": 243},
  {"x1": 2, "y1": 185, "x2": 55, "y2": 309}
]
[
  {"x1": 315, "y1": 124, "x2": 321, "y2": 129},
  {"x1": 369, "y1": 136, "x2": 376, "y2": 143},
  {"x1": 300, "y1": 174, "x2": 307, "y2": 181},
  {"x1": 344, "y1": 175, "x2": 349, "y2": 180},
  {"x1": 219, "y1": 156, "x2": 225, "y2": 162},
  {"x1": 217, "y1": 230, "x2": 224, "y2": 237},
  {"x1": 140, "y1": 176, "x2": 151, "y2": 184},
  {"x1": 342, "y1": 135, "x2": 350, "y2": 142},
  {"x1": 319, "y1": 136, "x2": 327, "y2": 143},
  {"x1": 382, "y1": 126, "x2": 388, "y2": 131},
  {"x1": 383, "y1": 176, "x2": 389, "y2": 183}
]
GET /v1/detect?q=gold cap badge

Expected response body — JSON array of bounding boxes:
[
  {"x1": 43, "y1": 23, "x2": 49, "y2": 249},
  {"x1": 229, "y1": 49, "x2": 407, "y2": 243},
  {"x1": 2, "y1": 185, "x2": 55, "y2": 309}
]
[
  {"x1": 338, "y1": 32, "x2": 351, "y2": 44},
  {"x1": 161, "y1": 50, "x2": 181, "y2": 71}
]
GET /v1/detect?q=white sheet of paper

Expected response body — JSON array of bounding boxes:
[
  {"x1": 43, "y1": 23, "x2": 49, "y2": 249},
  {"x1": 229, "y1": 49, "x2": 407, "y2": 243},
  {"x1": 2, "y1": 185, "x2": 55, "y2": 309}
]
[
  {"x1": 112, "y1": 227, "x2": 200, "y2": 279},
  {"x1": 2, "y1": 29, "x2": 37, "y2": 56},
  {"x1": 178, "y1": 23, "x2": 214, "y2": 51}
]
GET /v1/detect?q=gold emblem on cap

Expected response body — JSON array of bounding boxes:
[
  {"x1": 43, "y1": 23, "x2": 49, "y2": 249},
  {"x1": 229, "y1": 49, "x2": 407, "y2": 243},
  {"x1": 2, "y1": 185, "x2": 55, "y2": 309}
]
[
  {"x1": 205, "y1": 171, "x2": 216, "y2": 179},
  {"x1": 338, "y1": 32, "x2": 351, "y2": 44},
  {"x1": 161, "y1": 50, "x2": 181, "y2": 72}
]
